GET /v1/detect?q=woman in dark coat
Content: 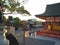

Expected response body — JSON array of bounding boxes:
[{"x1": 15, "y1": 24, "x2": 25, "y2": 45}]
[{"x1": 5, "y1": 32, "x2": 19, "y2": 45}]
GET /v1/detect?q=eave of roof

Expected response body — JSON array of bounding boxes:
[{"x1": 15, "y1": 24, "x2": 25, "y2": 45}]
[{"x1": 35, "y1": 3, "x2": 60, "y2": 17}]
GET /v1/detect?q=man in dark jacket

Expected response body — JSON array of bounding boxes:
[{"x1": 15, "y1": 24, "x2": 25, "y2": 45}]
[{"x1": 5, "y1": 32, "x2": 19, "y2": 45}]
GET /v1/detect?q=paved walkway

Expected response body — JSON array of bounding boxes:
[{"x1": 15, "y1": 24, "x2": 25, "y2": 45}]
[
  {"x1": 30, "y1": 35, "x2": 60, "y2": 45},
  {"x1": 0, "y1": 30, "x2": 60, "y2": 45},
  {"x1": 15, "y1": 30, "x2": 55, "y2": 45},
  {"x1": 0, "y1": 33, "x2": 55, "y2": 45},
  {"x1": 0, "y1": 31, "x2": 3, "y2": 34},
  {"x1": 25, "y1": 37, "x2": 55, "y2": 45},
  {"x1": 12, "y1": 29, "x2": 60, "y2": 45}
]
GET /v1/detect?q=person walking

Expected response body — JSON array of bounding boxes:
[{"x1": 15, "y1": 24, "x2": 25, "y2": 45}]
[{"x1": 5, "y1": 28, "x2": 19, "y2": 45}]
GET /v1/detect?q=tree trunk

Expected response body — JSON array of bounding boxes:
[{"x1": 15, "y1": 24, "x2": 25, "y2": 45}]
[{"x1": 0, "y1": 11, "x2": 2, "y2": 23}]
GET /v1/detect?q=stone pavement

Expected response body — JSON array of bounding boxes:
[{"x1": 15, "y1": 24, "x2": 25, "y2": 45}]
[
  {"x1": 24, "y1": 37, "x2": 55, "y2": 45},
  {"x1": 30, "y1": 35, "x2": 60, "y2": 45},
  {"x1": 0, "y1": 33, "x2": 55, "y2": 45},
  {"x1": 0, "y1": 31, "x2": 3, "y2": 34},
  {"x1": 10, "y1": 29, "x2": 56, "y2": 45},
  {"x1": 0, "y1": 34, "x2": 5, "y2": 45},
  {"x1": 0, "y1": 29, "x2": 59, "y2": 45},
  {"x1": 15, "y1": 29, "x2": 59, "y2": 45},
  {"x1": 15, "y1": 32, "x2": 55, "y2": 45}
]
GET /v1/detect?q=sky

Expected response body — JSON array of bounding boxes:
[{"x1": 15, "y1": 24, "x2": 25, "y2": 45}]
[
  {"x1": 23, "y1": 0, "x2": 60, "y2": 15},
  {"x1": 4, "y1": 0, "x2": 60, "y2": 21}
]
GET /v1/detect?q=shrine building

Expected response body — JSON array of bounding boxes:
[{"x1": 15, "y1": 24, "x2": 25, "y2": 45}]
[{"x1": 35, "y1": 3, "x2": 60, "y2": 38}]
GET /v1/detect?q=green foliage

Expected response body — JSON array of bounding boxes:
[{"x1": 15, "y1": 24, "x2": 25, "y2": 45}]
[
  {"x1": 13, "y1": 17, "x2": 22, "y2": 30},
  {"x1": 13, "y1": 17, "x2": 21, "y2": 25},
  {"x1": 17, "y1": 6, "x2": 30, "y2": 15},
  {"x1": 8, "y1": 16, "x2": 14, "y2": 21},
  {"x1": 2, "y1": 16, "x2": 7, "y2": 23},
  {"x1": 0, "y1": 0, "x2": 30, "y2": 26},
  {"x1": 17, "y1": 6, "x2": 24, "y2": 14},
  {"x1": 0, "y1": 0, "x2": 5, "y2": 6},
  {"x1": 8, "y1": 0, "x2": 15, "y2": 3},
  {"x1": 24, "y1": 10, "x2": 30, "y2": 15},
  {"x1": 0, "y1": 0, "x2": 30, "y2": 15}
]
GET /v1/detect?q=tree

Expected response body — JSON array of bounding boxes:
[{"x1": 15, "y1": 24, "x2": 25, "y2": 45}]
[
  {"x1": 0, "y1": 1, "x2": 30, "y2": 45},
  {"x1": 6, "y1": 16, "x2": 14, "y2": 26},
  {"x1": 17, "y1": 6, "x2": 30, "y2": 15},
  {"x1": 14, "y1": 17, "x2": 21, "y2": 25},
  {"x1": 13, "y1": 17, "x2": 21, "y2": 30},
  {"x1": 4, "y1": 0, "x2": 30, "y2": 15},
  {"x1": 4, "y1": 0, "x2": 20, "y2": 13},
  {"x1": 8, "y1": 16, "x2": 14, "y2": 21},
  {"x1": 2, "y1": 15, "x2": 7, "y2": 24},
  {"x1": 0, "y1": 0, "x2": 30, "y2": 23},
  {"x1": 0, "y1": 0, "x2": 5, "y2": 23}
]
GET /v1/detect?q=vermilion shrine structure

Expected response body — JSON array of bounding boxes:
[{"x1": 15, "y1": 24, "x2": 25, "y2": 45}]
[{"x1": 35, "y1": 3, "x2": 60, "y2": 38}]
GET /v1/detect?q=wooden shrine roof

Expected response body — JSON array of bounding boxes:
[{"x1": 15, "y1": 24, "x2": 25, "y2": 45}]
[{"x1": 35, "y1": 3, "x2": 60, "y2": 17}]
